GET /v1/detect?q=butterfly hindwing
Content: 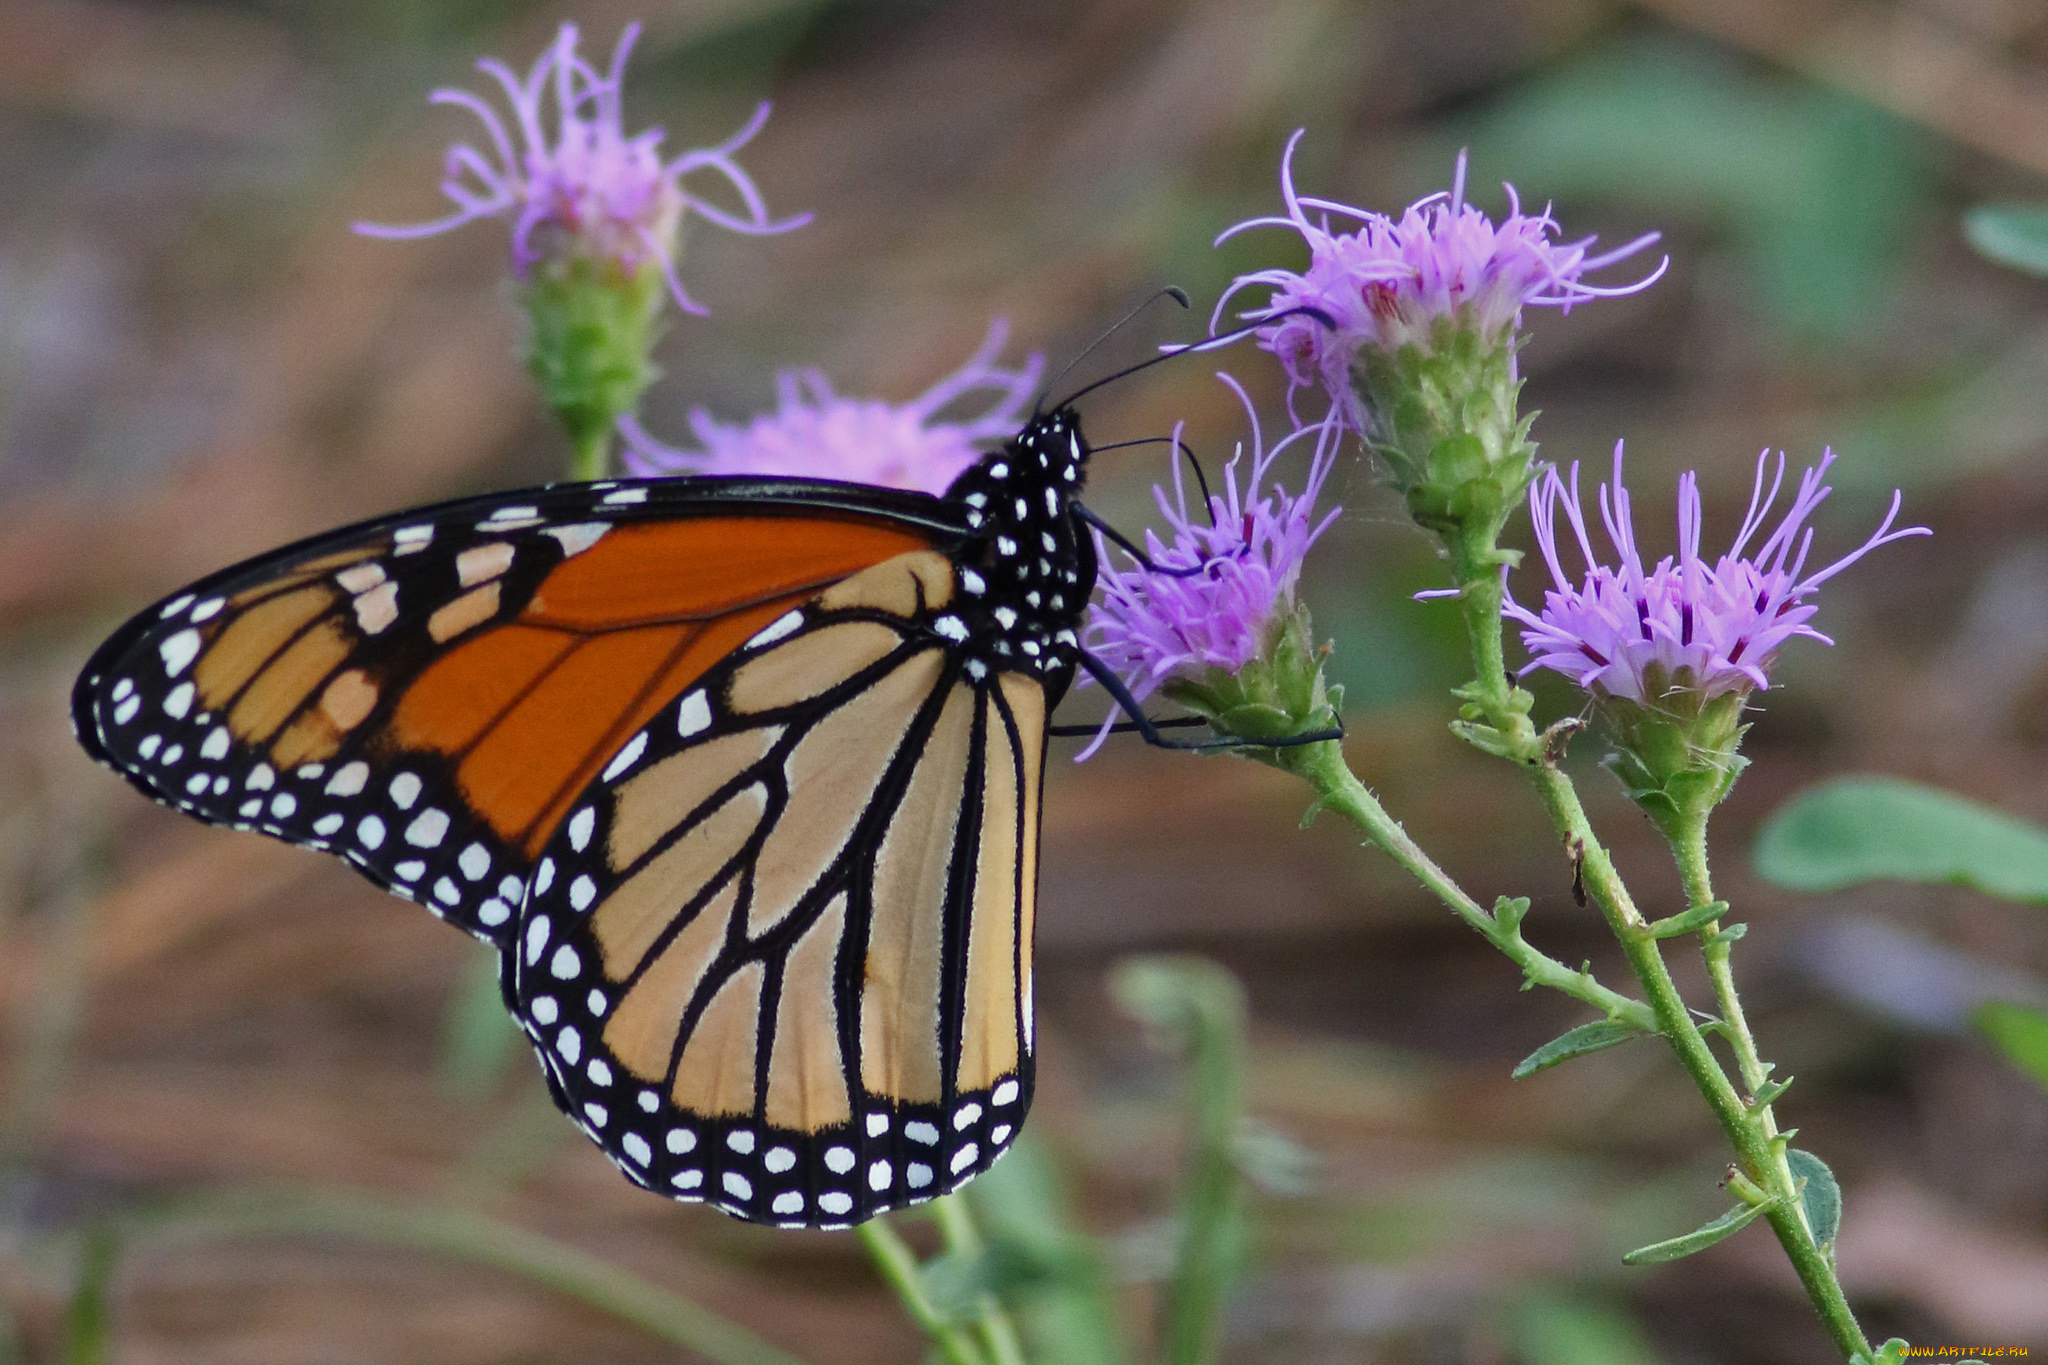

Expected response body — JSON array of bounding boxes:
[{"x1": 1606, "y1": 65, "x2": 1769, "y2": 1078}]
[
  {"x1": 73, "y1": 478, "x2": 964, "y2": 945},
  {"x1": 510, "y1": 549, "x2": 1043, "y2": 1227}
]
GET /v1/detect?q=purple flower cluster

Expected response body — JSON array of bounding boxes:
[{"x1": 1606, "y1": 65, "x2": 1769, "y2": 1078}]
[
  {"x1": 356, "y1": 23, "x2": 806, "y2": 312},
  {"x1": 1506, "y1": 447, "x2": 1928, "y2": 706},
  {"x1": 620, "y1": 321, "x2": 1042, "y2": 493},
  {"x1": 1214, "y1": 132, "x2": 1663, "y2": 425},
  {"x1": 1080, "y1": 380, "x2": 1343, "y2": 757}
]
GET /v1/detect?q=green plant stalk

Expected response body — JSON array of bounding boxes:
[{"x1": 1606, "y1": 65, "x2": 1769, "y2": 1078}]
[
  {"x1": 1273, "y1": 741, "x2": 1655, "y2": 1034},
  {"x1": 1444, "y1": 539, "x2": 1872, "y2": 1363},
  {"x1": 1160, "y1": 966, "x2": 1246, "y2": 1365},
  {"x1": 1672, "y1": 827, "x2": 1821, "y2": 1242},
  {"x1": 127, "y1": 1189, "x2": 807, "y2": 1365},
  {"x1": 855, "y1": 1217, "x2": 990, "y2": 1365},
  {"x1": 932, "y1": 1195, "x2": 1030, "y2": 1365}
]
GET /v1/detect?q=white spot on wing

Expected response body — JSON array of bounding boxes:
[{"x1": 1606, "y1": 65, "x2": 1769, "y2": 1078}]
[
  {"x1": 621, "y1": 1133, "x2": 652, "y2": 1166},
  {"x1": 992, "y1": 1079, "x2": 1019, "y2": 1106},
  {"x1": 601, "y1": 488, "x2": 648, "y2": 505},
  {"x1": 354, "y1": 581, "x2": 399, "y2": 633},
  {"x1": 162, "y1": 682, "x2": 195, "y2": 719},
  {"x1": 676, "y1": 691, "x2": 711, "y2": 737},
  {"x1": 459, "y1": 844, "x2": 490, "y2": 880},
  {"x1": 747, "y1": 612, "x2": 803, "y2": 649},
  {"x1": 568, "y1": 807, "x2": 595, "y2": 851},
  {"x1": 389, "y1": 772, "x2": 422, "y2": 809},
  {"x1": 405, "y1": 808, "x2": 449, "y2": 847},
  {"x1": 544, "y1": 522, "x2": 609, "y2": 556},
  {"x1": 601, "y1": 731, "x2": 648, "y2": 782},
  {"x1": 326, "y1": 762, "x2": 369, "y2": 796},
  {"x1": 200, "y1": 728, "x2": 230, "y2": 761}
]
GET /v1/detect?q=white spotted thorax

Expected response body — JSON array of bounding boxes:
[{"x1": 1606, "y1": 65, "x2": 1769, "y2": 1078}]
[{"x1": 938, "y1": 404, "x2": 1094, "y2": 684}]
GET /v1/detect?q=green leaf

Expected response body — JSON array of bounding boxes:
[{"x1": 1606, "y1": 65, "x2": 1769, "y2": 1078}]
[
  {"x1": 1493, "y1": 896, "x2": 1532, "y2": 935},
  {"x1": 1621, "y1": 1199, "x2": 1775, "y2": 1265},
  {"x1": 1964, "y1": 204, "x2": 2048, "y2": 276},
  {"x1": 1974, "y1": 1001, "x2": 2048, "y2": 1091},
  {"x1": 1785, "y1": 1149, "x2": 1842, "y2": 1249},
  {"x1": 1506, "y1": 1293, "x2": 1666, "y2": 1365},
  {"x1": 1648, "y1": 901, "x2": 1728, "y2": 939},
  {"x1": 1753, "y1": 777, "x2": 2048, "y2": 903},
  {"x1": 1512, "y1": 1021, "x2": 1648, "y2": 1080}
]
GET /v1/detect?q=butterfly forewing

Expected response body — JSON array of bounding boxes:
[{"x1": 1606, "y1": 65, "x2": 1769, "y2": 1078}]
[
  {"x1": 511, "y1": 549, "x2": 1042, "y2": 1228},
  {"x1": 74, "y1": 479, "x2": 962, "y2": 945}
]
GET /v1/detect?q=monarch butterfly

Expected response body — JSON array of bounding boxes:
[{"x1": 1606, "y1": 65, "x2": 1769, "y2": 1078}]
[{"x1": 71, "y1": 384, "x2": 1187, "y2": 1228}]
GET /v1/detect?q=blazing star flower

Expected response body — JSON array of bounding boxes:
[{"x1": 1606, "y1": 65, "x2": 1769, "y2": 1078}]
[
  {"x1": 1080, "y1": 378, "x2": 1344, "y2": 759},
  {"x1": 1507, "y1": 445, "x2": 1928, "y2": 708},
  {"x1": 356, "y1": 22, "x2": 807, "y2": 312},
  {"x1": 1214, "y1": 131, "x2": 1664, "y2": 429},
  {"x1": 619, "y1": 321, "x2": 1043, "y2": 494}
]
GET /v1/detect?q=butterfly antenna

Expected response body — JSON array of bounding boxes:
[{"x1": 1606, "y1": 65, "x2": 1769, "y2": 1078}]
[
  {"x1": 1036, "y1": 287, "x2": 1193, "y2": 418},
  {"x1": 1093, "y1": 434, "x2": 1218, "y2": 525},
  {"x1": 1053, "y1": 305, "x2": 1335, "y2": 412}
]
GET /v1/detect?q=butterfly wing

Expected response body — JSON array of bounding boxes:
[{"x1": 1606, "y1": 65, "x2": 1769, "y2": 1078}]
[
  {"x1": 510, "y1": 548, "x2": 1045, "y2": 1227},
  {"x1": 73, "y1": 478, "x2": 963, "y2": 945}
]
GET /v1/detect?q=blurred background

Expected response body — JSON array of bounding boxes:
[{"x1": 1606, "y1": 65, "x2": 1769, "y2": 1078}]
[{"x1": 3, "y1": 0, "x2": 2047, "y2": 1360}]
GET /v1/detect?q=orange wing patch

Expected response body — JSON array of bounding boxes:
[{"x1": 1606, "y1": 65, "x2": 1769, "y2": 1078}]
[{"x1": 385, "y1": 517, "x2": 935, "y2": 856}]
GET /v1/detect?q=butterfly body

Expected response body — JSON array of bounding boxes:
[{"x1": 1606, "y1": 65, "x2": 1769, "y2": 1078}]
[{"x1": 74, "y1": 406, "x2": 1098, "y2": 1228}]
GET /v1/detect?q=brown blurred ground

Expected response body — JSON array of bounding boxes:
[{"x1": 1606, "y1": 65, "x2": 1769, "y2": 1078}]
[{"x1": 4, "y1": 0, "x2": 2048, "y2": 1361}]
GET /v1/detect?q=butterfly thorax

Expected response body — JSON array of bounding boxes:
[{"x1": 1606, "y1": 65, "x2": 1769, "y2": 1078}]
[{"x1": 939, "y1": 406, "x2": 1095, "y2": 688}]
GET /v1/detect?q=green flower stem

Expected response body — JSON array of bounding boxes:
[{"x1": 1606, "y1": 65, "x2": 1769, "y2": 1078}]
[
  {"x1": 569, "y1": 423, "x2": 614, "y2": 484},
  {"x1": 855, "y1": 1217, "x2": 990, "y2": 1365},
  {"x1": 1112, "y1": 958, "x2": 1250, "y2": 1365},
  {"x1": 1273, "y1": 740, "x2": 1654, "y2": 1033},
  {"x1": 1446, "y1": 544, "x2": 1872, "y2": 1362},
  {"x1": 1672, "y1": 826, "x2": 1837, "y2": 1306},
  {"x1": 932, "y1": 1195, "x2": 1031, "y2": 1365}
]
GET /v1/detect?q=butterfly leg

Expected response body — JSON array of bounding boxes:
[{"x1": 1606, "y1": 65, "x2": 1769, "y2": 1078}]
[
  {"x1": 1074, "y1": 506, "x2": 1245, "y2": 579},
  {"x1": 1072, "y1": 650, "x2": 1344, "y2": 751}
]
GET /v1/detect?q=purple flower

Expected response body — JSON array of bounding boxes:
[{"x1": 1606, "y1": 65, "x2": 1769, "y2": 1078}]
[
  {"x1": 1079, "y1": 379, "x2": 1343, "y2": 758},
  {"x1": 355, "y1": 22, "x2": 807, "y2": 312},
  {"x1": 1506, "y1": 445, "x2": 1928, "y2": 706},
  {"x1": 1213, "y1": 131, "x2": 1664, "y2": 426},
  {"x1": 618, "y1": 321, "x2": 1042, "y2": 493}
]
